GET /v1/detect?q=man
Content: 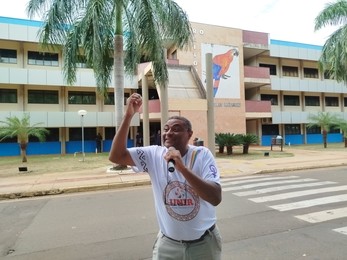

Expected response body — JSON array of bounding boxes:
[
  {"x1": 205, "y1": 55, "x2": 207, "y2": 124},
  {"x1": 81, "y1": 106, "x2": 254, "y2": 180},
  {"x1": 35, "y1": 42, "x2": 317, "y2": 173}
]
[{"x1": 109, "y1": 93, "x2": 222, "y2": 259}]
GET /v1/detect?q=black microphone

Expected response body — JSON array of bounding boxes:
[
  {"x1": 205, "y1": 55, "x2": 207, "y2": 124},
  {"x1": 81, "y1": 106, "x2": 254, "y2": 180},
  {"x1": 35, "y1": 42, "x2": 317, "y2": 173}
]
[{"x1": 167, "y1": 147, "x2": 176, "y2": 172}]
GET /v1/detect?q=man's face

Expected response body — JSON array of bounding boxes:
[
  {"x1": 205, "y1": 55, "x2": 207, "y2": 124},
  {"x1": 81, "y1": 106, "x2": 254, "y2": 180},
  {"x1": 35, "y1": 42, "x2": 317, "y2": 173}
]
[{"x1": 162, "y1": 119, "x2": 192, "y2": 149}]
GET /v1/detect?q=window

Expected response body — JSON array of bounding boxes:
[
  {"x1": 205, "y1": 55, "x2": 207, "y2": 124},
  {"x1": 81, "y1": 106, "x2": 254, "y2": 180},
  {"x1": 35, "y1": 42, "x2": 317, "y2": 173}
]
[
  {"x1": 0, "y1": 48, "x2": 17, "y2": 64},
  {"x1": 303, "y1": 68, "x2": 319, "y2": 78},
  {"x1": 284, "y1": 95, "x2": 300, "y2": 106},
  {"x1": 344, "y1": 97, "x2": 347, "y2": 107},
  {"x1": 324, "y1": 71, "x2": 333, "y2": 79},
  {"x1": 329, "y1": 128, "x2": 340, "y2": 134},
  {"x1": 261, "y1": 94, "x2": 278, "y2": 105},
  {"x1": 105, "y1": 127, "x2": 116, "y2": 140},
  {"x1": 29, "y1": 128, "x2": 59, "y2": 142},
  {"x1": 259, "y1": 63, "x2": 277, "y2": 75},
  {"x1": 69, "y1": 127, "x2": 96, "y2": 141},
  {"x1": 76, "y1": 55, "x2": 90, "y2": 68},
  {"x1": 305, "y1": 96, "x2": 320, "y2": 106},
  {"x1": 28, "y1": 90, "x2": 59, "y2": 104},
  {"x1": 68, "y1": 91, "x2": 96, "y2": 104},
  {"x1": 261, "y1": 125, "x2": 279, "y2": 136},
  {"x1": 282, "y1": 66, "x2": 298, "y2": 77},
  {"x1": 0, "y1": 136, "x2": 17, "y2": 143},
  {"x1": 104, "y1": 92, "x2": 130, "y2": 105},
  {"x1": 325, "y1": 96, "x2": 338, "y2": 107},
  {"x1": 285, "y1": 124, "x2": 301, "y2": 135},
  {"x1": 28, "y1": 51, "x2": 59, "y2": 66},
  {"x1": 0, "y1": 89, "x2": 17, "y2": 103},
  {"x1": 306, "y1": 125, "x2": 321, "y2": 134}
]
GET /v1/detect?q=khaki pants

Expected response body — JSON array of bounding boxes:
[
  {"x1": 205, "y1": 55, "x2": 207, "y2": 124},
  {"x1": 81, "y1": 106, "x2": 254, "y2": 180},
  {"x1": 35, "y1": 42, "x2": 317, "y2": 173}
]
[{"x1": 152, "y1": 226, "x2": 222, "y2": 260}]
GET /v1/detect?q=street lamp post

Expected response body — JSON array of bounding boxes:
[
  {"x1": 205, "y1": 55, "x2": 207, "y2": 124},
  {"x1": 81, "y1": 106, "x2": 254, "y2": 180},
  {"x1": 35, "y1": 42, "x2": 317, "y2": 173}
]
[{"x1": 78, "y1": 110, "x2": 87, "y2": 161}]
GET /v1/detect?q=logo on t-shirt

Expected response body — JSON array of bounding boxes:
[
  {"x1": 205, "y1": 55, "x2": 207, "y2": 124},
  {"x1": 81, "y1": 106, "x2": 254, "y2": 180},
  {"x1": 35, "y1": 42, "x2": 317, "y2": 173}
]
[{"x1": 164, "y1": 181, "x2": 200, "y2": 221}]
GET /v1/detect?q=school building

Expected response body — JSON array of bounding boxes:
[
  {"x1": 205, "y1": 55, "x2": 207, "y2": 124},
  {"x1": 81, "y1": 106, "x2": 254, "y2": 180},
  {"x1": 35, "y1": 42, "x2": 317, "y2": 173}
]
[{"x1": 1, "y1": 16, "x2": 346, "y2": 157}]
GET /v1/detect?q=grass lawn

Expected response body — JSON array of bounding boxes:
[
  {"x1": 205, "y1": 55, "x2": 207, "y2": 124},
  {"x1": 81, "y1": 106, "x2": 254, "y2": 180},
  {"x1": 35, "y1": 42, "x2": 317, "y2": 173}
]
[{"x1": 0, "y1": 143, "x2": 345, "y2": 176}]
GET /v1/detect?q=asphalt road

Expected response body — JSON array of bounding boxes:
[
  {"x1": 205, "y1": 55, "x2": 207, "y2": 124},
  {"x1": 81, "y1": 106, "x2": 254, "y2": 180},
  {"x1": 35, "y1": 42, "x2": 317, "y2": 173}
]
[{"x1": 1, "y1": 166, "x2": 347, "y2": 260}]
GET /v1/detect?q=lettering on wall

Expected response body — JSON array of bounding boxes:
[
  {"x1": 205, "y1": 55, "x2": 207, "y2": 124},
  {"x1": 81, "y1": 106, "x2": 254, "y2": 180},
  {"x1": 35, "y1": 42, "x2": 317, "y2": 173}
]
[
  {"x1": 191, "y1": 27, "x2": 205, "y2": 67},
  {"x1": 214, "y1": 102, "x2": 241, "y2": 107}
]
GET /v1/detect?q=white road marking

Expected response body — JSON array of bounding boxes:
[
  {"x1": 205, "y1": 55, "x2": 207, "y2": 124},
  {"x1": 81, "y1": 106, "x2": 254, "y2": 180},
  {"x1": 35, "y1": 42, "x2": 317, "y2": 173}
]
[
  {"x1": 295, "y1": 207, "x2": 347, "y2": 223},
  {"x1": 223, "y1": 179, "x2": 316, "y2": 191},
  {"x1": 270, "y1": 194, "x2": 347, "y2": 211},
  {"x1": 250, "y1": 185, "x2": 347, "y2": 203},
  {"x1": 233, "y1": 181, "x2": 334, "y2": 196},
  {"x1": 333, "y1": 226, "x2": 347, "y2": 236}
]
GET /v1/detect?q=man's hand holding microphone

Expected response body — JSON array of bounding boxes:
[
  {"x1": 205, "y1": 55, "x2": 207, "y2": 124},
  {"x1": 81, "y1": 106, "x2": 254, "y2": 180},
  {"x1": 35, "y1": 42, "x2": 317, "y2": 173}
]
[{"x1": 164, "y1": 147, "x2": 185, "y2": 173}]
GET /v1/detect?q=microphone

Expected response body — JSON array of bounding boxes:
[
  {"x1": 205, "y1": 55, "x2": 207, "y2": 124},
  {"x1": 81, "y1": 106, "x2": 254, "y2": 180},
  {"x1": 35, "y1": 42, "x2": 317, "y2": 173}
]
[{"x1": 167, "y1": 147, "x2": 176, "y2": 172}]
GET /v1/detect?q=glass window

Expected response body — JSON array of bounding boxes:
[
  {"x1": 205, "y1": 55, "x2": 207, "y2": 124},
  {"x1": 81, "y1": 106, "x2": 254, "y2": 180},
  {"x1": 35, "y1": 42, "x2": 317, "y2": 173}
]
[
  {"x1": 0, "y1": 89, "x2": 17, "y2": 103},
  {"x1": 344, "y1": 97, "x2": 347, "y2": 107},
  {"x1": 104, "y1": 92, "x2": 130, "y2": 105},
  {"x1": 28, "y1": 90, "x2": 59, "y2": 104},
  {"x1": 69, "y1": 127, "x2": 97, "y2": 141},
  {"x1": 261, "y1": 94, "x2": 278, "y2": 105},
  {"x1": 0, "y1": 48, "x2": 17, "y2": 64},
  {"x1": 285, "y1": 124, "x2": 301, "y2": 135},
  {"x1": 305, "y1": 96, "x2": 320, "y2": 106},
  {"x1": 68, "y1": 91, "x2": 96, "y2": 104},
  {"x1": 261, "y1": 125, "x2": 279, "y2": 136},
  {"x1": 259, "y1": 63, "x2": 277, "y2": 75},
  {"x1": 282, "y1": 66, "x2": 298, "y2": 77},
  {"x1": 76, "y1": 55, "x2": 90, "y2": 68},
  {"x1": 28, "y1": 51, "x2": 59, "y2": 66},
  {"x1": 105, "y1": 127, "x2": 116, "y2": 140},
  {"x1": 0, "y1": 136, "x2": 17, "y2": 143},
  {"x1": 325, "y1": 96, "x2": 339, "y2": 107},
  {"x1": 303, "y1": 68, "x2": 319, "y2": 78},
  {"x1": 284, "y1": 95, "x2": 300, "y2": 106},
  {"x1": 29, "y1": 128, "x2": 59, "y2": 142},
  {"x1": 306, "y1": 125, "x2": 321, "y2": 134}
]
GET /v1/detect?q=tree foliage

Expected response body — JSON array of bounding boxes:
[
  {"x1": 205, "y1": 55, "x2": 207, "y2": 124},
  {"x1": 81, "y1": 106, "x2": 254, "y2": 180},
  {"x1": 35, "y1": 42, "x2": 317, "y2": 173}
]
[
  {"x1": 315, "y1": 0, "x2": 347, "y2": 83},
  {"x1": 0, "y1": 114, "x2": 49, "y2": 162}
]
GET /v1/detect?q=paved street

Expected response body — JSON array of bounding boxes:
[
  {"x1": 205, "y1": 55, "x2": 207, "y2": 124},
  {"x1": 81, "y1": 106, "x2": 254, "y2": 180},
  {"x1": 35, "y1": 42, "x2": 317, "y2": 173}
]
[{"x1": 1, "y1": 166, "x2": 347, "y2": 259}]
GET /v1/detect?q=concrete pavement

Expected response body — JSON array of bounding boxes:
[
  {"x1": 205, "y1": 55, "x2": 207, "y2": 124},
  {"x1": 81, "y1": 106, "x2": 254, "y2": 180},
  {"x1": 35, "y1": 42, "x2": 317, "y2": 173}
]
[{"x1": 0, "y1": 147, "x2": 346, "y2": 200}]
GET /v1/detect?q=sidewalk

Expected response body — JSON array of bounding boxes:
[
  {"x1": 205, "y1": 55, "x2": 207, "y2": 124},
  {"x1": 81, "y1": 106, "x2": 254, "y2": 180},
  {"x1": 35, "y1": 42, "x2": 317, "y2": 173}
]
[{"x1": 0, "y1": 148, "x2": 346, "y2": 200}]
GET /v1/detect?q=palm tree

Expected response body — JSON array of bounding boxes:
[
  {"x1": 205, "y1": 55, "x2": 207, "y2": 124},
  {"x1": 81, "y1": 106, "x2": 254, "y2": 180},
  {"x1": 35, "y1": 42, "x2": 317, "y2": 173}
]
[
  {"x1": 240, "y1": 133, "x2": 258, "y2": 154},
  {"x1": 332, "y1": 118, "x2": 347, "y2": 147},
  {"x1": 314, "y1": 0, "x2": 347, "y2": 82},
  {"x1": 215, "y1": 133, "x2": 227, "y2": 154},
  {"x1": 307, "y1": 112, "x2": 338, "y2": 148},
  {"x1": 26, "y1": 0, "x2": 193, "y2": 127},
  {"x1": 0, "y1": 114, "x2": 49, "y2": 162}
]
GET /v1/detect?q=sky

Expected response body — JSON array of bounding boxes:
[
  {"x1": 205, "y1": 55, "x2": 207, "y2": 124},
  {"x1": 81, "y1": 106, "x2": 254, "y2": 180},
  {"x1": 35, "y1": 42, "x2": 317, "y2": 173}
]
[{"x1": 0, "y1": 0, "x2": 338, "y2": 46}]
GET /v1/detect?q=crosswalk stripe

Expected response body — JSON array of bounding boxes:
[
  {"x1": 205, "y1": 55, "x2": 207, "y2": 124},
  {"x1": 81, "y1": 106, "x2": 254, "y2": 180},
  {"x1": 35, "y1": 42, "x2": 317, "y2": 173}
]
[
  {"x1": 295, "y1": 207, "x2": 347, "y2": 223},
  {"x1": 250, "y1": 185, "x2": 347, "y2": 203},
  {"x1": 270, "y1": 194, "x2": 347, "y2": 211},
  {"x1": 333, "y1": 226, "x2": 347, "y2": 235},
  {"x1": 233, "y1": 181, "x2": 335, "y2": 196},
  {"x1": 221, "y1": 175, "x2": 270, "y2": 181},
  {"x1": 221, "y1": 176, "x2": 298, "y2": 186},
  {"x1": 223, "y1": 178, "x2": 317, "y2": 192}
]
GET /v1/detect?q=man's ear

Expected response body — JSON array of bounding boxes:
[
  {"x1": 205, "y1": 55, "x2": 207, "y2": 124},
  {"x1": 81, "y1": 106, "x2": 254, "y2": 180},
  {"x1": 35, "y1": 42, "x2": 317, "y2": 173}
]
[{"x1": 188, "y1": 131, "x2": 193, "y2": 139}]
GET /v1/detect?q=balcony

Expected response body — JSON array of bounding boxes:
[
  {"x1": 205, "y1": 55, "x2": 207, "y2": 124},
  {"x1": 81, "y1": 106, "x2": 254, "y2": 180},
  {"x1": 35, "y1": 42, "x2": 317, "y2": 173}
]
[
  {"x1": 245, "y1": 100, "x2": 272, "y2": 119},
  {"x1": 244, "y1": 66, "x2": 271, "y2": 89}
]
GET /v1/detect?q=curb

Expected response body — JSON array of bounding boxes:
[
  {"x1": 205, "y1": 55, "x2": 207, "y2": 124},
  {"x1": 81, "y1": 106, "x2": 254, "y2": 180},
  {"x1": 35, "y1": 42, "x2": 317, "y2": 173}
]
[
  {"x1": 0, "y1": 179, "x2": 152, "y2": 201},
  {"x1": 1, "y1": 163, "x2": 346, "y2": 201}
]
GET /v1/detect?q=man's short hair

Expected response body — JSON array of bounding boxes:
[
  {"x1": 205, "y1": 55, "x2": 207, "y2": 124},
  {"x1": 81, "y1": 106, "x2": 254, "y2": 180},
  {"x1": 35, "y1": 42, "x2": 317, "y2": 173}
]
[{"x1": 167, "y1": 116, "x2": 192, "y2": 132}]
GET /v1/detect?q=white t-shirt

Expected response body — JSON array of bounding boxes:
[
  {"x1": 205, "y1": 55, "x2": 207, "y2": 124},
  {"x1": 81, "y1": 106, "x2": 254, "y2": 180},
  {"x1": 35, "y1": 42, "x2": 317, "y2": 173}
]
[{"x1": 129, "y1": 145, "x2": 220, "y2": 240}]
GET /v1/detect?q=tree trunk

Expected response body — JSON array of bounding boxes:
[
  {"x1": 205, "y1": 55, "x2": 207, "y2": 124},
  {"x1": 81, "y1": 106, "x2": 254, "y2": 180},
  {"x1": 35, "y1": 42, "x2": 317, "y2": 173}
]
[
  {"x1": 218, "y1": 145, "x2": 224, "y2": 154},
  {"x1": 226, "y1": 146, "x2": 233, "y2": 155},
  {"x1": 20, "y1": 143, "x2": 27, "y2": 163},
  {"x1": 322, "y1": 130, "x2": 327, "y2": 148},
  {"x1": 344, "y1": 137, "x2": 347, "y2": 148},
  {"x1": 243, "y1": 144, "x2": 249, "y2": 154}
]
